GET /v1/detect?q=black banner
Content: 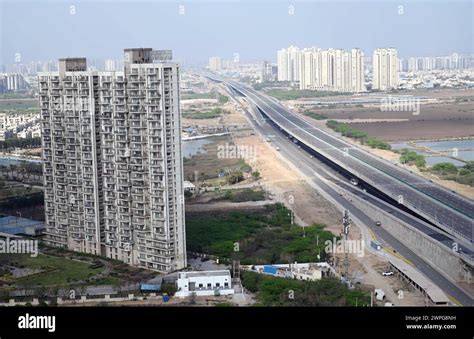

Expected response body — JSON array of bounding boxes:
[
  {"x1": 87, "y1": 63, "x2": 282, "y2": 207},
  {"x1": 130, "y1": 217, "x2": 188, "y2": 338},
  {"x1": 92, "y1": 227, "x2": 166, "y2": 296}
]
[{"x1": 0, "y1": 306, "x2": 471, "y2": 337}]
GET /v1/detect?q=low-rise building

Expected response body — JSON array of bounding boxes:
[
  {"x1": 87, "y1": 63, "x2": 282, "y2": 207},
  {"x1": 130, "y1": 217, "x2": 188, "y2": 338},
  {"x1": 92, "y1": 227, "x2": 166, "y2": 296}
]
[
  {"x1": 243, "y1": 262, "x2": 335, "y2": 281},
  {"x1": 175, "y1": 270, "x2": 234, "y2": 298}
]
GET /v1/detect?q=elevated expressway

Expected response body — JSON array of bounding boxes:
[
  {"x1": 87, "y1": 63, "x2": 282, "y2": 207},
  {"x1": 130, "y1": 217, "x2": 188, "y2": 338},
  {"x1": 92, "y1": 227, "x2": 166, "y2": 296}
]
[
  {"x1": 222, "y1": 80, "x2": 473, "y2": 252},
  {"x1": 211, "y1": 77, "x2": 474, "y2": 304},
  {"x1": 204, "y1": 75, "x2": 473, "y2": 259}
]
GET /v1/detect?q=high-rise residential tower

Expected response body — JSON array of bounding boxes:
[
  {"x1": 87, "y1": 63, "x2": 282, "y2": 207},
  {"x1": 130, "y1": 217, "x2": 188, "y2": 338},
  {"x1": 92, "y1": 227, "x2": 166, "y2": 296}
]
[
  {"x1": 208, "y1": 56, "x2": 222, "y2": 71},
  {"x1": 293, "y1": 47, "x2": 365, "y2": 92},
  {"x1": 39, "y1": 48, "x2": 186, "y2": 272},
  {"x1": 277, "y1": 46, "x2": 301, "y2": 82},
  {"x1": 372, "y1": 48, "x2": 398, "y2": 90}
]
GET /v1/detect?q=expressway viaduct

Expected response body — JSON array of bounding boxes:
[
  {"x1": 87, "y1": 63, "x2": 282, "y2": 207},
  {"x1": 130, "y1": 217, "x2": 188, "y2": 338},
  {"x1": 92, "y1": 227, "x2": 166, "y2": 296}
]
[{"x1": 205, "y1": 74, "x2": 474, "y2": 305}]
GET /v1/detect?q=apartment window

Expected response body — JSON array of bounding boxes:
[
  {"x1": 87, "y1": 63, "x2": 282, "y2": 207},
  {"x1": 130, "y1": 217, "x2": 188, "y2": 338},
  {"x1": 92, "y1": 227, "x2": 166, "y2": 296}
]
[
  {"x1": 215, "y1": 283, "x2": 220, "y2": 287},
  {"x1": 207, "y1": 283, "x2": 211, "y2": 288},
  {"x1": 198, "y1": 283, "x2": 203, "y2": 288}
]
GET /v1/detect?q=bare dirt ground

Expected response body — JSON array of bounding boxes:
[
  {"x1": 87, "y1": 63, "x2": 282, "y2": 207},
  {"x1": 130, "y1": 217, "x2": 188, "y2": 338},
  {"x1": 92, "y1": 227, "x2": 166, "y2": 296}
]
[
  {"x1": 182, "y1": 101, "x2": 249, "y2": 128},
  {"x1": 185, "y1": 200, "x2": 274, "y2": 212},
  {"x1": 301, "y1": 101, "x2": 473, "y2": 142},
  {"x1": 234, "y1": 134, "x2": 341, "y2": 228},
  {"x1": 352, "y1": 119, "x2": 474, "y2": 142},
  {"x1": 337, "y1": 224, "x2": 426, "y2": 306}
]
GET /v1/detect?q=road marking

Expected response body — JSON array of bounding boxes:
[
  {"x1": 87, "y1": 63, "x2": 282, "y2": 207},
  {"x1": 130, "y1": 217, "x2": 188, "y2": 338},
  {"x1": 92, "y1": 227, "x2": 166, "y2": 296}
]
[
  {"x1": 383, "y1": 247, "x2": 414, "y2": 266},
  {"x1": 447, "y1": 294, "x2": 463, "y2": 306},
  {"x1": 368, "y1": 228, "x2": 377, "y2": 241}
]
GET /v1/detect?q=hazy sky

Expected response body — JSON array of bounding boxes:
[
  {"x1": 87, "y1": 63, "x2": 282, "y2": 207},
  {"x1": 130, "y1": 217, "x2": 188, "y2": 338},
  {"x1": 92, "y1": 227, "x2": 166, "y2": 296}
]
[{"x1": 0, "y1": 0, "x2": 472, "y2": 64}]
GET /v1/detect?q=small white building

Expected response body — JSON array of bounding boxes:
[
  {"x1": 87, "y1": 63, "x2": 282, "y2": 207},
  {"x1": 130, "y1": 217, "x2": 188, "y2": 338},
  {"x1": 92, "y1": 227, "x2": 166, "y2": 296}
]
[
  {"x1": 183, "y1": 181, "x2": 196, "y2": 195},
  {"x1": 175, "y1": 270, "x2": 234, "y2": 298}
]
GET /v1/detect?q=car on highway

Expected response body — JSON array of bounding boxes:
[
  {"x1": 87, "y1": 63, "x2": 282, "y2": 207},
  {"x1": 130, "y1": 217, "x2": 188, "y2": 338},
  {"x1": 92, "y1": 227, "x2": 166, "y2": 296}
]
[
  {"x1": 275, "y1": 147, "x2": 280, "y2": 151},
  {"x1": 375, "y1": 220, "x2": 382, "y2": 226},
  {"x1": 382, "y1": 271, "x2": 394, "y2": 276}
]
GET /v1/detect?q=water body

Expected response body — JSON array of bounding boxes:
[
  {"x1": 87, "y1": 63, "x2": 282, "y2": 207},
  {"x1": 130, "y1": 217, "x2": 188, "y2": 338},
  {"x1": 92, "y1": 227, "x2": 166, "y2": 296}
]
[
  {"x1": 0, "y1": 158, "x2": 40, "y2": 166},
  {"x1": 390, "y1": 142, "x2": 412, "y2": 150},
  {"x1": 418, "y1": 139, "x2": 474, "y2": 152},
  {"x1": 424, "y1": 156, "x2": 466, "y2": 167},
  {"x1": 455, "y1": 150, "x2": 474, "y2": 161},
  {"x1": 182, "y1": 138, "x2": 212, "y2": 158},
  {"x1": 391, "y1": 139, "x2": 474, "y2": 167}
]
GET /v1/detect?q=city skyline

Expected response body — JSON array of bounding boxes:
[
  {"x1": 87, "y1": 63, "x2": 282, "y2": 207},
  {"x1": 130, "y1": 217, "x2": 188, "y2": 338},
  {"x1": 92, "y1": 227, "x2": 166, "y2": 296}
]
[{"x1": 1, "y1": 1, "x2": 473, "y2": 65}]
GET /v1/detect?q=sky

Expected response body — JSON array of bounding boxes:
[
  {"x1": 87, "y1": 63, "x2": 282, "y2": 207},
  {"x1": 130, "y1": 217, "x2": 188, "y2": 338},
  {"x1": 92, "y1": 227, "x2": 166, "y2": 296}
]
[{"x1": 0, "y1": 0, "x2": 472, "y2": 65}]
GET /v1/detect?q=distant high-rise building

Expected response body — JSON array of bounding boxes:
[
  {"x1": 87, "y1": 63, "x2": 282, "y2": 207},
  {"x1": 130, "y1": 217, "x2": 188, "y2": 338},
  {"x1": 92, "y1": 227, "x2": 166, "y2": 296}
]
[
  {"x1": 292, "y1": 47, "x2": 365, "y2": 92},
  {"x1": 298, "y1": 48, "x2": 317, "y2": 90},
  {"x1": 39, "y1": 48, "x2": 186, "y2": 272},
  {"x1": 104, "y1": 59, "x2": 116, "y2": 71},
  {"x1": 372, "y1": 48, "x2": 398, "y2": 90},
  {"x1": 261, "y1": 60, "x2": 273, "y2": 81},
  {"x1": 277, "y1": 46, "x2": 300, "y2": 82},
  {"x1": 277, "y1": 48, "x2": 289, "y2": 81},
  {"x1": 350, "y1": 48, "x2": 365, "y2": 92},
  {"x1": 399, "y1": 53, "x2": 471, "y2": 73},
  {"x1": 208, "y1": 56, "x2": 222, "y2": 71},
  {"x1": 4, "y1": 73, "x2": 28, "y2": 91}
]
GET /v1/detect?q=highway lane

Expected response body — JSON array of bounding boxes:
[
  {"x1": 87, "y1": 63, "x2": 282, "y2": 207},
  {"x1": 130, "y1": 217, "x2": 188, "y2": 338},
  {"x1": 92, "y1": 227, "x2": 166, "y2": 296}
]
[
  {"x1": 226, "y1": 80, "x2": 474, "y2": 246},
  {"x1": 247, "y1": 108, "x2": 474, "y2": 306}
]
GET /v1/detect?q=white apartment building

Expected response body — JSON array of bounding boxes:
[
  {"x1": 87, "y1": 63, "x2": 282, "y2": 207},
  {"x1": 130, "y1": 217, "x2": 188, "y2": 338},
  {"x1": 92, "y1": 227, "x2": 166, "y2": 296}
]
[
  {"x1": 261, "y1": 60, "x2": 273, "y2": 82},
  {"x1": 39, "y1": 48, "x2": 186, "y2": 272},
  {"x1": 277, "y1": 46, "x2": 300, "y2": 82},
  {"x1": 294, "y1": 47, "x2": 365, "y2": 92},
  {"x1": 175, "y1": 270, "x2": 234, "y2": 298},
  {"x1": 372, "y1": 48, "x2": 399, "y2": 90},
  {"x1": 350, "y1": 48, "x2": 365, "y2": 92},
  {"x1": 2, "y1": 73, "x2": 28, "y2": 91},
  {"x1": 402, "y1": 53, "x2": 471, "y2": 72},
  {"x1": 104, "y1": 59, "x2": 116, "y2": 72},
  {"x1": 208, "y1": 56, "x2": 222, "y2": 71}
]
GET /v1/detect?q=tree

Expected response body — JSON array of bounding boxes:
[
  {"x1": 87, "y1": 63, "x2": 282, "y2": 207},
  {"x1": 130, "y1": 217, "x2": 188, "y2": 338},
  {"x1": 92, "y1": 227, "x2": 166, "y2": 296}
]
[
  {"x1": 227, "y1": 171, "x2": 244, "y2": 185},
  {"x1": 431, "y1": 162, "x2": 458, "y2": 175}
]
